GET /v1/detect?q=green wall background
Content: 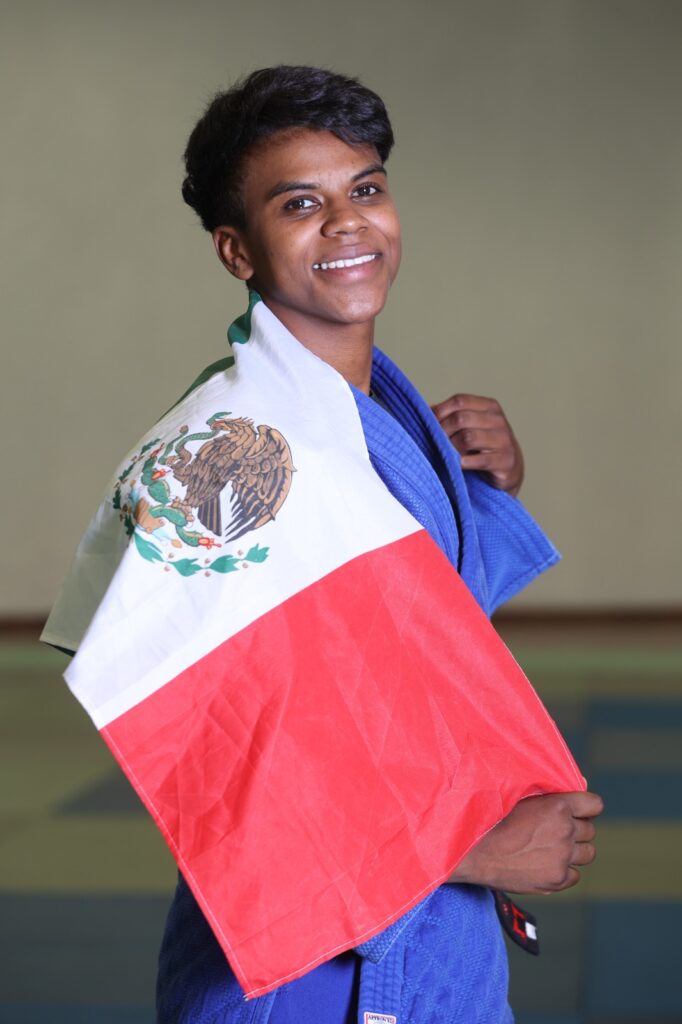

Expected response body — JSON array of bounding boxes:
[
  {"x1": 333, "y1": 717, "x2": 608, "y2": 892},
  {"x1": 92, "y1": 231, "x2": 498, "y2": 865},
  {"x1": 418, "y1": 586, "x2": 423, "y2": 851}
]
[{"x1": 2, "y1": 0, "x2": 681, "y2": 613}]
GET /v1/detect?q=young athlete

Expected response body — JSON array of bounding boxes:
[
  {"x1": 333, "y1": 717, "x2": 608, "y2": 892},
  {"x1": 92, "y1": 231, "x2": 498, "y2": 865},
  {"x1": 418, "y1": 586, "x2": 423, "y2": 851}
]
[
  {"x1": 44, "y1": 65, "x2": 602, "y2": 1023},
  {"x1": 158, "y1": 65, "x2": 601, "y2": 1022}
]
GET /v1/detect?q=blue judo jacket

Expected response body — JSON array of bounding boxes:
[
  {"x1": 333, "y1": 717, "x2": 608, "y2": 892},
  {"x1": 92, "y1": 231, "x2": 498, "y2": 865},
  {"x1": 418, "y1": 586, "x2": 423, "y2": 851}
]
[{"x1": 156, "y1": 347, "x2": 559, "y2": 1024}]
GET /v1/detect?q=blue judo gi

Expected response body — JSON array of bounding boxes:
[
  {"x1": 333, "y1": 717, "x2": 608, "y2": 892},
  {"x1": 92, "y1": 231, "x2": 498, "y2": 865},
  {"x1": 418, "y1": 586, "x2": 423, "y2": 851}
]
[{"x1": 156, "y1": 347, "x2": 559, "y2": 1024}]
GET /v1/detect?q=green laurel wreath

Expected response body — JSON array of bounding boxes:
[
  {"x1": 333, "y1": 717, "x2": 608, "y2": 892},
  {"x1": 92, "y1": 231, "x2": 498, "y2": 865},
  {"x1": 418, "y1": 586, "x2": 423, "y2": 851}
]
[{"x1": 133, "y1": 533, "x2": 269, "y2": 577}]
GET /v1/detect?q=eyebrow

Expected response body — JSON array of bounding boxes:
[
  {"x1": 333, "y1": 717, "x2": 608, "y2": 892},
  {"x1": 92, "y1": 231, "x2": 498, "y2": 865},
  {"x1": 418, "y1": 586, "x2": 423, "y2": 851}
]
[{"x1": 266, "y1": 164, "x2": 387, "y2": 201}]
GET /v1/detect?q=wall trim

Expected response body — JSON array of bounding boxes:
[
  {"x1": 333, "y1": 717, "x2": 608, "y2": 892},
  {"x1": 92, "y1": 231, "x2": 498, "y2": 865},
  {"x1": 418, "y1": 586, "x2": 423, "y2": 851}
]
[
  {"x1": 2, "y1": 608, "x2": 682, "y2": 641},
  {"x1": 493, "y1": 607, "x2": 682, "y2": 627}
]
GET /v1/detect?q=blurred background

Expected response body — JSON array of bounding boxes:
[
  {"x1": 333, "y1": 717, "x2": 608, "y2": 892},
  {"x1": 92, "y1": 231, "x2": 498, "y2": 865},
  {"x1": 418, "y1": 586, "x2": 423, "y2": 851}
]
[{"x1": 1, "y1": 1, "x2": 681, "y2": 1021}]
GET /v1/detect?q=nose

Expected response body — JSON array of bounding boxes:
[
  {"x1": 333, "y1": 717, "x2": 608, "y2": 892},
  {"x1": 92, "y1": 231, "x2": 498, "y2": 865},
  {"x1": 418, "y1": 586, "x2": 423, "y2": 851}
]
[{"x1": 321, "y1": 197, "x2": 367, "y2": 237}]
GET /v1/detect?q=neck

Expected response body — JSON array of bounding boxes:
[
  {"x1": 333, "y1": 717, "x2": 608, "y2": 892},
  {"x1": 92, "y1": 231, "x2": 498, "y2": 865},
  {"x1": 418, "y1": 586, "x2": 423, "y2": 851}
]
[{"x1": 262, "y1": 298, "x2": 374, "y2": 394}]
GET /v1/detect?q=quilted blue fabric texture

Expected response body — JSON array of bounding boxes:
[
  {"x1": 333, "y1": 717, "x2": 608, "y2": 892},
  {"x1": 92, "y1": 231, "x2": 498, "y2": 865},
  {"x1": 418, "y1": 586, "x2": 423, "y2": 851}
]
[{"x1": 358, "y1": 888, "x2": 513, "y2": 1024}]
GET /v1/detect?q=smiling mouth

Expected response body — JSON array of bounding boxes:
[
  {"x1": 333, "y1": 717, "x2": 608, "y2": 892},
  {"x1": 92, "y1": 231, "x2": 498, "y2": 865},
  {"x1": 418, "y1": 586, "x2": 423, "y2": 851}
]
[{"x1": 312, "y1": 254, "x2": 378, "y2": 271}]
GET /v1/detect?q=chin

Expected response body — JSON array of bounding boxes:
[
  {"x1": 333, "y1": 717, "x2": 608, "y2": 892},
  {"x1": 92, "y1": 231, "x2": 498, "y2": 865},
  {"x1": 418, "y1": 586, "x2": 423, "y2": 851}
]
[{"x1": 327, "y1": 291, "x2": 389, "y2": 325}]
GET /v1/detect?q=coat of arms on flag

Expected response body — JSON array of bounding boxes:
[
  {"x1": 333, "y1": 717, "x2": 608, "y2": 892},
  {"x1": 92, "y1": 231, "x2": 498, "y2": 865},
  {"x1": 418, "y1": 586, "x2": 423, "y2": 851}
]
[{"x1": 113, "y1": 412, "x2": 295, "y2": 576}]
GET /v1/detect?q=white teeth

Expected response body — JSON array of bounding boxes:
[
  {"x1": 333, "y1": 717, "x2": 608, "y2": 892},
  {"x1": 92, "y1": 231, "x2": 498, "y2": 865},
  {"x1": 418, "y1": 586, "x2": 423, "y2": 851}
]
[{"x1": 313, "y1": 253, "x2": 377, "y2": 270}]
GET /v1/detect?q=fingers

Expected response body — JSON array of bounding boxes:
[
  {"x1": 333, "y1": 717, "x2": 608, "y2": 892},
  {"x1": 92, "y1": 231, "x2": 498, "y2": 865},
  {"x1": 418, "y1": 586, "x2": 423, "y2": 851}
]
[
  {"x1": 538, "y1": 866, "x2": 582, "y2": 895},
  {"x1": 555, "y1": 792, "x2": 601, "y2": 883},
  {"x1": 570, "y1": 811, "x2": 599, "y2": 869},
  {"x1": 460, "y1": 441, "x2": 520, "y2": 494},
  {"x1": 435, "y1": 411, "x2": 507, "y2": 445},
  {"x1": 435, "y1": 406, "x2": 504, "y2": 431},
  {"x1": 573, "y1": 818, "x2": 596, "y2": 843},
  {"x1": 566, "y1": 790, "x2": 605, "y2": 819},
  {"x1": 447, "y1": 426, "x2": 511, "y2": 455},
  {"x1": 432, "y1": 398, "x2": 507, "y2": 446},
  {"x1": 571, "y1": 841, "x2": 597, "y2": 867},
  {"x1": 432, "y1": 394, "x2": 501, "y2": 420},
  {"x1": 460, "y1": 447, "x2": 517, "y2": 473}
]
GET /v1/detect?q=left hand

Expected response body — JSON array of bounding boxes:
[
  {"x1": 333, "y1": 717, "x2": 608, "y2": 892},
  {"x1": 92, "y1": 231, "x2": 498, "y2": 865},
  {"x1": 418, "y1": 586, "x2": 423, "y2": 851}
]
[
  {"x1": 431, "y1": 393, "x2": 524, "y2": 497},
  {"x1": 448, "y1": 791, "x2": 603, "y2": 894}
]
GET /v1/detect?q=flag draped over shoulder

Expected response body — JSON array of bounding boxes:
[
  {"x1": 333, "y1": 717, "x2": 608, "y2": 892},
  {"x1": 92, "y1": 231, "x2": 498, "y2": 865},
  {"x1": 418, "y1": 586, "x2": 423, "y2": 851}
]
[{"x1": 43, "y1": 295, "x2": 584, "y2": 998}]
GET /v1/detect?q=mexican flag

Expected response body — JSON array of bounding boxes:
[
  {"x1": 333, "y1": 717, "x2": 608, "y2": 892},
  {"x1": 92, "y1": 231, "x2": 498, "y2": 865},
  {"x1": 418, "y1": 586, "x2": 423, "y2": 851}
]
[{"x1": 43, "y1": 296, "x2": 584, "y2": 998}]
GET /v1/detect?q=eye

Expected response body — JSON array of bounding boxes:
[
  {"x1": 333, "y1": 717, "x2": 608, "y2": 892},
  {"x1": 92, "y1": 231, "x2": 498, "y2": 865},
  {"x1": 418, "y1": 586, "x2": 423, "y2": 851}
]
[
  {"x1": 352, "y1": 182, "x2": 383, "y2": 198},
  {"x1": 283, "y1": 195, "x2": 318, "y2": 212}
]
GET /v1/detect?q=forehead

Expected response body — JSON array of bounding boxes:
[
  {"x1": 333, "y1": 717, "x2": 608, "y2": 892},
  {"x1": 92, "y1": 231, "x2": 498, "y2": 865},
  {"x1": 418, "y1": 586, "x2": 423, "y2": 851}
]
[{"x1": 241, "y1": 129, "x2": 381, "y2": 201}]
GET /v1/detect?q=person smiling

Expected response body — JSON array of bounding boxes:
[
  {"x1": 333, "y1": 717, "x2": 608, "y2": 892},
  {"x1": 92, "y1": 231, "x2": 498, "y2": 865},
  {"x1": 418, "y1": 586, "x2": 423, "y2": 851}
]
[
  {"x1": 211, "y1": 129, "x2": 400, "y2": 394},
  {"x1": 148, "y1": 66, "x2": 603, "y2": 1023},
  {"x1": 43, "y1": 66, "x2": 602, "y2": 1023}
]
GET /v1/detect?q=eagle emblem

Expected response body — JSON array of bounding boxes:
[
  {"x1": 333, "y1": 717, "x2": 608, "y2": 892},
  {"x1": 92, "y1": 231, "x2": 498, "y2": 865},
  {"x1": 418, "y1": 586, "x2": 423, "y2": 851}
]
[{"x1": 113, "y1": 412, "x2": 295, "y2": 577}]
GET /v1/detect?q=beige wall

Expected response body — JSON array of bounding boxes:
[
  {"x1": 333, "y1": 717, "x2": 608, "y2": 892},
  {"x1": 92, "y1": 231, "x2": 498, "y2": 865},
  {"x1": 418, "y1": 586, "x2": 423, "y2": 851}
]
[{"x1": 2, "y1": 0, "x2": 681, "y2": 614}]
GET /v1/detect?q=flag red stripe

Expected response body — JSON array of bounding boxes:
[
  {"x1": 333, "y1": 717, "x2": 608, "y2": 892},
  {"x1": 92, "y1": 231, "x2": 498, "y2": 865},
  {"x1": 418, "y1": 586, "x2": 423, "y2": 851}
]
[{"x1": 102, "y1": 529, "x2": 582, "y2": 996}]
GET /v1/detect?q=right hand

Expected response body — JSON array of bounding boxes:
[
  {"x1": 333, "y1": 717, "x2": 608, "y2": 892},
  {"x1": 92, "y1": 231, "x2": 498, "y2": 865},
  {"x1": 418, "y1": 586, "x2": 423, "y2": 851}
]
[{"x1": 449, "y1": 791, "x2": 604, "y2": 894}]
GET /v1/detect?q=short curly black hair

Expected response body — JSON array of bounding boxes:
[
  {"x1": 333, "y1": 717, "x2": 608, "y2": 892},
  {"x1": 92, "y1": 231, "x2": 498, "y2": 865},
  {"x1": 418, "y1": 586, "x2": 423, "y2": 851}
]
[{"x1": 182, "y1": 65, "x2": 395, "y2": 231}]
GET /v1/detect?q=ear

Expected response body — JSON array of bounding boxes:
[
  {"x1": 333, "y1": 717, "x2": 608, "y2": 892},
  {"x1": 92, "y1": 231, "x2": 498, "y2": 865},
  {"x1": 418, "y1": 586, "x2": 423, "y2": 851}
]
[{"x1": 212, "y1": 227, "x2": 255, "y2": 282}]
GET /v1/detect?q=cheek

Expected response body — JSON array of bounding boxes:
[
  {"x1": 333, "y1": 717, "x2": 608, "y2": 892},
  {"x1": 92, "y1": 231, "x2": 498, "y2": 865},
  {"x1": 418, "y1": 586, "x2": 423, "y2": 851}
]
[
  {"x1": 246, "y1": 220, "x2": 301, "y2": 283},
  {"x1": 378, "y1": 205, "x2": 401, "y2": 247},
  {"x1": 390, "y1": 233, "x2": 402, "y2": 282},
  {"x1": 382, "y1": 214, "x2": 401, "y2": 282},
  {"x1": 267, "y1": 232, "x2": 313, "y2": 281}
]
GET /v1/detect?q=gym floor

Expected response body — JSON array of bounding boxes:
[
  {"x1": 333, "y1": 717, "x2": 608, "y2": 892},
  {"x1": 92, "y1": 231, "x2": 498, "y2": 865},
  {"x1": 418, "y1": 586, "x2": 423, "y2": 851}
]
[{"x1": 1, "y1": 621, "x2": 680, "y2": 1023}]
